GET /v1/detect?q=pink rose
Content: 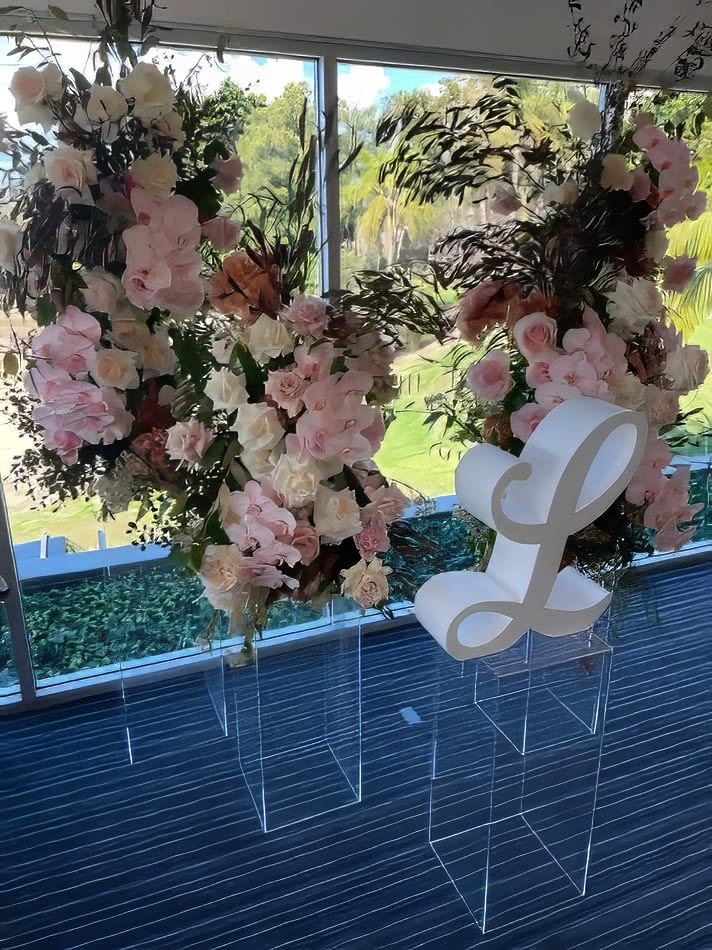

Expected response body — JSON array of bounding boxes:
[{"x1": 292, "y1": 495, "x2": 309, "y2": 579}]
[
  {"x1": 510, "y1": 402, "x2": 549, "y2": 442},
  {"x1": 465, "y1": 349, "x2": 512, "y2": 401},
  {"x1": 513, "y1": 312, "x2": 559, "y2": 363},
  {"x1": 294, "y1": 342, "x2": 337, "y2": 380},
  {"x1": 165, "y1": 420, "x2": 214, "y2": 466},
  {"x1": 285, "y1": 295, "x2": 329, "y2": 337},
  {"x1": 662, "y1": 255, "x2": 696, "y2": 293},
  {"x1": 201, "y1": 216, "x2": 241, "y2": 250},
  {"x1": 265, "y1": 367, "x2": 308, "y2": 417}
]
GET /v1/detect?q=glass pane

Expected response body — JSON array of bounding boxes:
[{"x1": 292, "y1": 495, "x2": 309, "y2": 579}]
[
  {"x1": 0, "y1": 35, "x2": 319, "y2": 685},
  {"x1": 0, "y1": 598, "x2": 19, "y2": 696},
  {"x1": 338, "y1": 64, "x2": 597, "y2": 500}
]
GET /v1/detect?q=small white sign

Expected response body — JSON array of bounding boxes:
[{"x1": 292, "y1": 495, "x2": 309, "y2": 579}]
[{"x1": 414, "y1": 397, "x2": 648, "y2": 659}]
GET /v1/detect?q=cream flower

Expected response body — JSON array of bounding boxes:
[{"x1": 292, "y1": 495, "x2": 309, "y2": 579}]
[
  {"x1": 81, "y1": 268, "x2": 123, "y2": 314},
  {"x1": 600, "y1": 154, "x2": 634, "y2": 191},
  {"x1": 665, "y1": 345, "x2": 709, "y2": 394},
  {"x1": 567, "y1": 99, "x2": 601, "y2": 140},
  {"x1": 340, "y1": 557, "x2": 392, "y2": 609},
  {"x1": 314, "y1": 485, "x2": 362, "y2": 544},
  {"x1": 119, "y1": 63, "x2": 174, "y2": 122},
  {"x1": 232, "y1": 402, "x2": 283, "y2": 452},
  {"x1": 271, "y1": 452, "x2": 324, "y2": 508},
  {"x1": 88, "y1": 347, "x2": 140, "y2": 389},
  {"x1": 606, "y1": 278, "x2": 664, "y2": 337},
  {"x1": 247, "y1": 313, "x2": 293, "y2": 362},
  {"x1": 86, "y1": 84, "x2": 128, "y2": 124},
  {"x1": 129, "y1": 153, "x2": 177, "y2": 201},
  {"x1": 0, "y1": 218, "x2": 22, "y2": 273},
  {"x1": 44, "y1": 146, "x2": 97, "y2": 204},
  {"x1": 204, "y1": 368, "x2": 248, "y2": 412}
]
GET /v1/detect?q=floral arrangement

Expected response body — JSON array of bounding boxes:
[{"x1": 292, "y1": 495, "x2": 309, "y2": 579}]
[
  {"x1": 0, "y1": 2, "x2": 411, "y2": 652},
  {"x1": 363, "y1": 77, "x2": 710, "y2": 570}
]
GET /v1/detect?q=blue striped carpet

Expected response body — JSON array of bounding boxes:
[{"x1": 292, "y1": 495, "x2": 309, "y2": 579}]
[{"x1": 2, "y1": 561, "x2": 710, "y2": 949}]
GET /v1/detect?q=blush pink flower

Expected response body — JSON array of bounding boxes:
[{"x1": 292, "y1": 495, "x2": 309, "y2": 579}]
[
  {"x1": 513, "y1": 312, "x2": 559, "y2": 363},
  {"x1": 547, "y1": 352, "x2": 609, "y2": 399},
  {"x1": 31, "y1": 306, "x2": 102, "y2": 375},
  {"x1": 644, "y1": 466, "x2": 703, "y2": 552},
  {"x1": 294, "y1": 342, "x2": 337, "y2": 380},
  {"x1": 284, "y1": 295, "x2": 329, "y2": 337},
  {"x1": 292, "y1": 519, "x2": 320, "y2": 566},
  {"x1": 465, "y1": 349, "x2": 512, "y2": 401},
  {"x1": 165, "y1": 419, "x2": 214, "y2": 467},
  {"x1": 490, "y1": 184, "x2": 521, "y2": 216},
  {"x1": 662, "y1": 255, "x2": 696, "y2": 293},
  {"x1": 364, "y1": 484, "x2": 409, "y2": 524},
  {"x1": 33, "y1": 379, "x2": 133, "y2": 448},
  {"x1": 509, "y1": 402, "x2": 549, "y2": 443},
  {"x1": 212, "y1": 154, "x2": 243, "y2": 194},
  {"x1": 355, "y1": 512, "x2": 390, "y2": 560},
  {"x1": 625, "y1": 431, "x2": 672, "y2": 506},
  {"x1": 265, "y1": 367, "x2": 308, "y2": 417},
  {"x1": 201, "y1": 216, "x2": 240, "y2": 250},
  {"x1": 535, "y1": 381, "x2": 584, "y2": 411}
]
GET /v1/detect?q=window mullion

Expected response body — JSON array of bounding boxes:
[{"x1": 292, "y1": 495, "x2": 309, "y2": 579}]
[
  {"x1": 0, "y1": 484, "x2": 36, "y2": 708},
  {"x1": 316, "y1": 54, "x2": 341, "y2": 294}
]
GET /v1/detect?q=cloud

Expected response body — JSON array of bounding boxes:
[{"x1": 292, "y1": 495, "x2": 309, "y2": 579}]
[{"x1": 338, "y1": 64, "x2": 391, "y2": 108}]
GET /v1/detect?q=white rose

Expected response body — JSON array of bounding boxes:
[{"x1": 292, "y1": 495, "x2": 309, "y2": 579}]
[
  {"x1": 9, "y1": 66, "x2": 54, "y2": 130},
  {"x1": 600, "y1": 153, "x2": 634, "y2": 191},
  {"x1": 148, "y1": 110, "x2": 186, "y2": 149},
  {"x1": 644, "y1": 386, "x2": 680, "y2": 426},
  {"x1": 567, "y1": 99, "x2": 601, "y2": 140},
  {"x1": 271, "y1": 452, "x2": 324, "y2": 508},
  {"x1": 314, "y1": 485, "x2": 362, "y2": 544},
  {"x1": 248, "y1": 313, "x2": 293, "y2": 362},
  {"x1": 44, "y1": 146, "x2": 97, "y2": 204},
  {"x1": 119, "y1": 63, "x2": 174, "y2": 122},
  {"x1": 232, "y1": 402, "x2": 283, "y2": 452},
  {"x1": 82, "y1": 268, "x2": 123, "y2": 314},
  {"x1": 129, "y1": 153, "x2": 177, "y2": 201},
  {"x1": 166, "y1": 419, "x2": 214, "y2": 466},
  {"x1": 39, "y1": 63, "x2": 62, "y2": 100},
  {"x1": 110, "y1": 318, "x2": 152, "y2": 353},
  {"x1": 608, "y1": 371, "x2": 647, "y2": 410},
  {"x1": 606, "y1": 278, "x2": 664, "y2": 337},
  {"x1": 0, "y1": 218, "x2": 22, "y2": 273},
  {"x1": 665, "y1": 345, "x2": 709, "y2": 394},
  {"x1": 241, "y1": 442, "x2": 284, "y2": 480},
  {"x1": 340, "y1": 557, "x2": 392, "y2": 609},
  {"x1": 204, "y1": 367, "x2": 248, "y2": 412},
  {"x1": 141, "y1": 328, "x2": 177, "y2": 378},
  {"x1": 86, "y1": 84, "x2": 128, "y2": 123},
  {"x1": 88, "y1": 347, "x2": 140, "y2": 389}
]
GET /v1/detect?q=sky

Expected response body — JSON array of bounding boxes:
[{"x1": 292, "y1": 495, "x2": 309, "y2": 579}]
[{"x1": 0, "y1": 35, "x2": 454, "y2": 123}]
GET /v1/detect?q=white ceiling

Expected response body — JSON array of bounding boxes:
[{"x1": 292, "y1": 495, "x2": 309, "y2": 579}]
[{"x1": 10, "y1": 0, "x2": 712, "y2": 87}]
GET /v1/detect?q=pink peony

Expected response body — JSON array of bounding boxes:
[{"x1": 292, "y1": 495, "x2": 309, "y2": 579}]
[
  {"x1": 513, "y1": 312, "x2": 559, "y2": 363},
  {"x1": 465, "y1": 349, "x2": 512, "y2": 401},
  {"x1": 662, "y1": 255, "x2": 696, "y2": 293},
  {"x1": 509, "y1": 403, "x2": 549, "y2": 442}
]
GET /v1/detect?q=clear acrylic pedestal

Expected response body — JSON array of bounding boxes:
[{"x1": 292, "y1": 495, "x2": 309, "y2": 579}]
[
  {"x1": 233, "y1": 620, "x2": 361, "y2": 833},
  {"x1": 120, "y1": 649, "x2": 227, "y2": 765},
  {"x1": 429, "y1": 630, "x2": 612, "y2": 933}
]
